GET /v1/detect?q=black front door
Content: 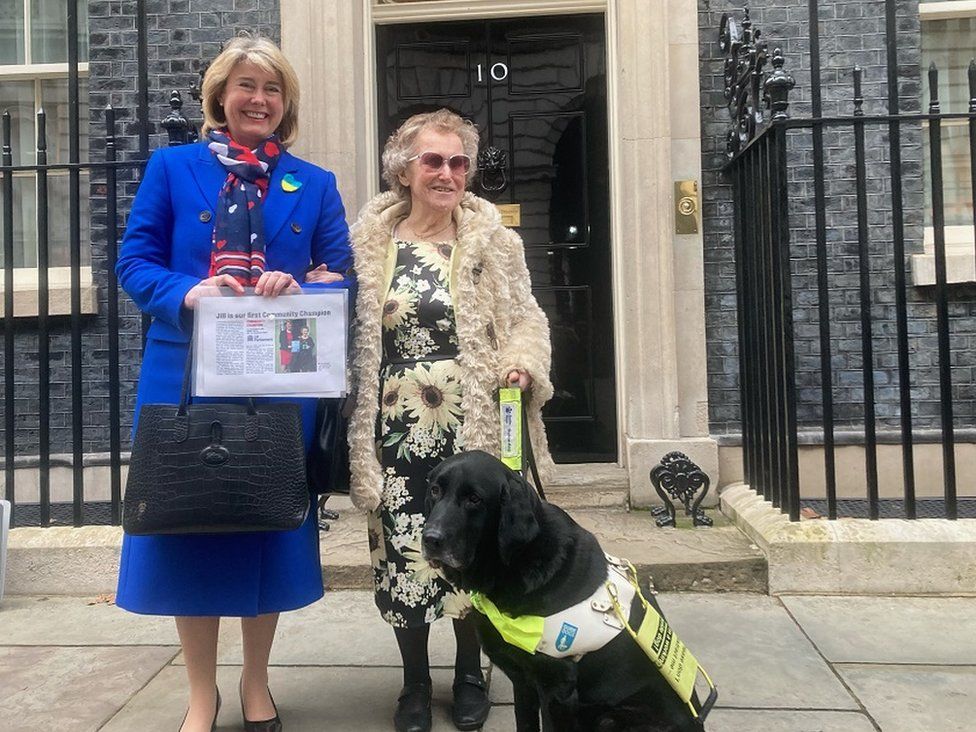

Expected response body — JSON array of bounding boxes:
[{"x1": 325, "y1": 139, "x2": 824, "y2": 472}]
[{"x1": 376, "y1": 14, "x2": 616, "y2": 462}]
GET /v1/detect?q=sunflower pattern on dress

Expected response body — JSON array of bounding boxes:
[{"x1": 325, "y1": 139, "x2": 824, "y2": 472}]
[{"x1": 368, "y1": 238, "x2": 469, "y2": 628}]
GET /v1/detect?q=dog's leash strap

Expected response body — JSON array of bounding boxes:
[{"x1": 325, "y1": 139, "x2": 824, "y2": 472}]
[{"x1": 520, "y1": 399, "x2": 546, "y2": 501}]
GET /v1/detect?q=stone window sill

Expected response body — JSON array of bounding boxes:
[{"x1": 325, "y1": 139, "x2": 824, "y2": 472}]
[
  {"x1": 0, "y1": 267, "x2": 98, "y2": 317},
  {"x1": 919, "y1": 1, "x2": 976, "y2": 21},
  {"x1": 910, "y1": 226, "x2": 976, "y2": 286}
]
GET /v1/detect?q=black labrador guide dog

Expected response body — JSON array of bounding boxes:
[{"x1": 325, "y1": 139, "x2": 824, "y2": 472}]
[{"x1": 422, "y1": 451, "x2": 712, "y2": 732}]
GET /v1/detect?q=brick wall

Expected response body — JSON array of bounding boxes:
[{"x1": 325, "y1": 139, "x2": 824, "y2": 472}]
[{"x1": 699, "y1": 0, "x2": 976, "y2": 438}]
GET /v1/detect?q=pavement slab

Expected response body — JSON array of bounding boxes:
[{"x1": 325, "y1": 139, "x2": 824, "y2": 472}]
[
  {"x1": 181, "y1": 591, "x2": 487, "y2": 668},
  {"x1": 0, "y1": 595, "x2": 178, "y2": 646},
  {"x1": 837, "y1": 664, "x2": 976, "y2": 732},
  {"x1": 0, "y1": 645, "x2": 177, "y2": 732},
  {"x1": 12, "y1": 590, "x2": 976, "y2": 731},
  {"x1": 653, "y1": 593, "x2": 859, "y2": 710},
  {"x1": 781, "y1": 595, "x2": 976, "y2": 664},
  {"x1": 705, "y1": 708, "x2": 878, "y2": 731},
  {"x1": 101, "y1": 665, "x2": 514, "y2": 732}
]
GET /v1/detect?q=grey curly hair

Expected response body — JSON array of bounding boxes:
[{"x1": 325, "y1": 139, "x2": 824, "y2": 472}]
[{"x1": 381, "y1": 109, "x2": 480, "y2": 198}]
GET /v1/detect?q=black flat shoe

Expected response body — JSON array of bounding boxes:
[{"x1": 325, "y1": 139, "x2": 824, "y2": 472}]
[
  {"x1": 178, "y1": 688, "x2": 220, "y2": 732},
  {"x1": 240, "y1": 678, "x2": 282, "y2": 732},
  {"x1": 394, "y1": 680, "x2": 433, "y2": 732},
  {"x1": 452, "y1": 673, "x2": 491, "y2": 730}
]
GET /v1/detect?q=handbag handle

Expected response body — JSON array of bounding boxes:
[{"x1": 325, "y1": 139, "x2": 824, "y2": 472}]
[{"x1": 176, "y1": 335, "x2": 258, "y2": 418}]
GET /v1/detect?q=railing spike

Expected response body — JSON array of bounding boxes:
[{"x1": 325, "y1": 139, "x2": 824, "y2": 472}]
[
  {"x1": 105, "y1": 104, "x2": 116, "y2": 149},
  {"x1": 764, "y1": 47, "x2": 795, "y2": 122},
  {"x1": 37, "y1": 108, "x2": 47, "y2": 151},
  {"x1": 2, "y1": 111, "x2": 11, "y2": 159},
  {"x1": 969, "y1": 59, "x2": 975, "y2": 113},
  {"x1": 161, "y1": 90, "x2": 191, "y2": 146},
  {"x1": 928, "y1": 62, "x2": 940, "y2": 114}
]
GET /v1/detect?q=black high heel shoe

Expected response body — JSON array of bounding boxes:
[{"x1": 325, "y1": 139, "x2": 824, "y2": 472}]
[
  {"x1": 240, "y1": 678, "x2": 283, "y2": 732},
  {"x1": 178, "y1": 688, "x2": 221, "y2": 732}
]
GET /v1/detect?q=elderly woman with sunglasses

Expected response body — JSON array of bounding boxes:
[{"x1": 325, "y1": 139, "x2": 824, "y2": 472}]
[{"x1": 333, "y1": 109, "x2": 553, "y2": 731}]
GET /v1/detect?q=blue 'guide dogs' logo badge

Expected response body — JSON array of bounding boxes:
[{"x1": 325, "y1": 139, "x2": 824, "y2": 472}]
[{"x1": 555, "y1": 622, "x2": 579, "y2": 652}]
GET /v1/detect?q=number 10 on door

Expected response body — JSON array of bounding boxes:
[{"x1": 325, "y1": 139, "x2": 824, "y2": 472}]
[{"x1": 476, "y1": 62, "x2": 509, "y2": 82}]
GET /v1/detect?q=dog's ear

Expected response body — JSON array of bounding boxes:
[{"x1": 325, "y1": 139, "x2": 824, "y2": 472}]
[{"x1": 497, "y1": 472, "x2": 541, "y2": 566}]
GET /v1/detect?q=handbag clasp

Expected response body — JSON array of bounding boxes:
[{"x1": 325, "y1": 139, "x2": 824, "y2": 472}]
[{"x1": 200, "y1": 420, "x2": 230, "y2": 467}]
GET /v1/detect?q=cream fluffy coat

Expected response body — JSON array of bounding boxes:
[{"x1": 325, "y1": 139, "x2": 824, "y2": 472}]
[{"x1": 347, "y1": 191, "x2": 555, "y2": 512}]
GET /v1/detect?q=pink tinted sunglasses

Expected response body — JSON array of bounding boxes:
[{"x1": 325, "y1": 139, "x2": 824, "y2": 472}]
[{"x1": 408, "y1": 151, "x2": 472, "y2": 173}]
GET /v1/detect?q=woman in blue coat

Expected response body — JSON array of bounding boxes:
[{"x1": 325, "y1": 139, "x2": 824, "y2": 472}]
[{"x1": 115, "y1": 35, "x2": 350, "y2": 732}]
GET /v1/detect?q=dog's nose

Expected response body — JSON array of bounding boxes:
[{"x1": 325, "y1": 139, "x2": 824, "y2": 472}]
[{"x1": 423, "y1": 529, "x2": 444, "y2": 555}]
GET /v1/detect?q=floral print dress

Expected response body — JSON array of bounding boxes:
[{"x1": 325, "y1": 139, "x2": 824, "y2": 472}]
[{"x1": 367, "y1": 237, "x2": 469, "y2": 628}]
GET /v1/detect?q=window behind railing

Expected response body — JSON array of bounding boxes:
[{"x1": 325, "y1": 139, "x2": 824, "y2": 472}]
[
  {"x1": 921, "y1": 8, "x2": 975, "y2": 283},
  {"x1": 0, "y1": 0, "x2": 90, "y2": 268}
]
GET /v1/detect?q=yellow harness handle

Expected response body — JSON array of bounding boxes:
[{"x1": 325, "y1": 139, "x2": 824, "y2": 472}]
[
  {"x1": 606, "y1": 562, "x2": 717, "y2": 721},
  {"x1": 499, "y1": 387, "x2": 523, "y2": 471}
]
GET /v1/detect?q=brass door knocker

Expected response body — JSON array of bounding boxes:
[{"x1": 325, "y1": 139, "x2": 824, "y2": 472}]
[{"x1": 477, "y1": 145, "x2": 508, "y2": 195}]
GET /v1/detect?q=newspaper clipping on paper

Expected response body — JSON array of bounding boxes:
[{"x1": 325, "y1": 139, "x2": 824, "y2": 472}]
[{"x1": 192, "y1": 290, "x2": 348, "y2": 397}]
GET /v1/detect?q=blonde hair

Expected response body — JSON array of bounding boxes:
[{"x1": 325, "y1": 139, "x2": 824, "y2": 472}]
[
  {"x1": 200, "y1": 35, "x2": 301, "y2": 147},
  {"x1": 381, "y1": 109, "x2": 480, "y2": 198}
]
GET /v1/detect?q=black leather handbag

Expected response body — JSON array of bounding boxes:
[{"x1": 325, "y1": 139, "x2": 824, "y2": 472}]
[
  {"x1": 306, "y1": 397, "x2": 352, "y2": 495},
  {"x1": 122, "y1": 345, "x2": 310, "y2": 535}
]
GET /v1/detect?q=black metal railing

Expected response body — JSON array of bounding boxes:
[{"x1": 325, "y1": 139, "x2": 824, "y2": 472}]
[
  {"x1": 0, "y1": 0, "x2": 205, "y2": 527},
  {"x1": 2, "y1": 107, "x2": 138, "y2": 528},
  {"x1": 722, "y1": 7, "x2": 976, "y2": 521}
]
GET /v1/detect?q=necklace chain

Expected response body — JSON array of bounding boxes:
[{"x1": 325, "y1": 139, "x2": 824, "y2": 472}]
[{"x1": 402, "y1": 218, "x2": 454, "y2": 241}]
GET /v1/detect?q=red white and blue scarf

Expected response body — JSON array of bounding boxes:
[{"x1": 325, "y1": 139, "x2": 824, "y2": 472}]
[{"x1": 207, "y1": 129, "x2": 282, "y2": 285}]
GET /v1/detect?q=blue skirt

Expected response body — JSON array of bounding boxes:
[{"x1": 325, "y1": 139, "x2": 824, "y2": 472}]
[{"x1": 115, "y1": 338, "x2": 324, "y2": 617}]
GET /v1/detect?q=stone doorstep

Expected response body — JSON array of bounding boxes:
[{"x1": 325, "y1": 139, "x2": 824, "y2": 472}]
[
  {"x1": 3, "y1": 496, "x2": 767, "y2": 597},
  {"x1": 720, "y1": 483, "x2": 976, "y2": 596},
  {"x1": 320, "y1": 502, "x2": 767, "y2": 594},
  {"x1": 543, "y1": 462, "x2": 630, "y2": 508}
]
